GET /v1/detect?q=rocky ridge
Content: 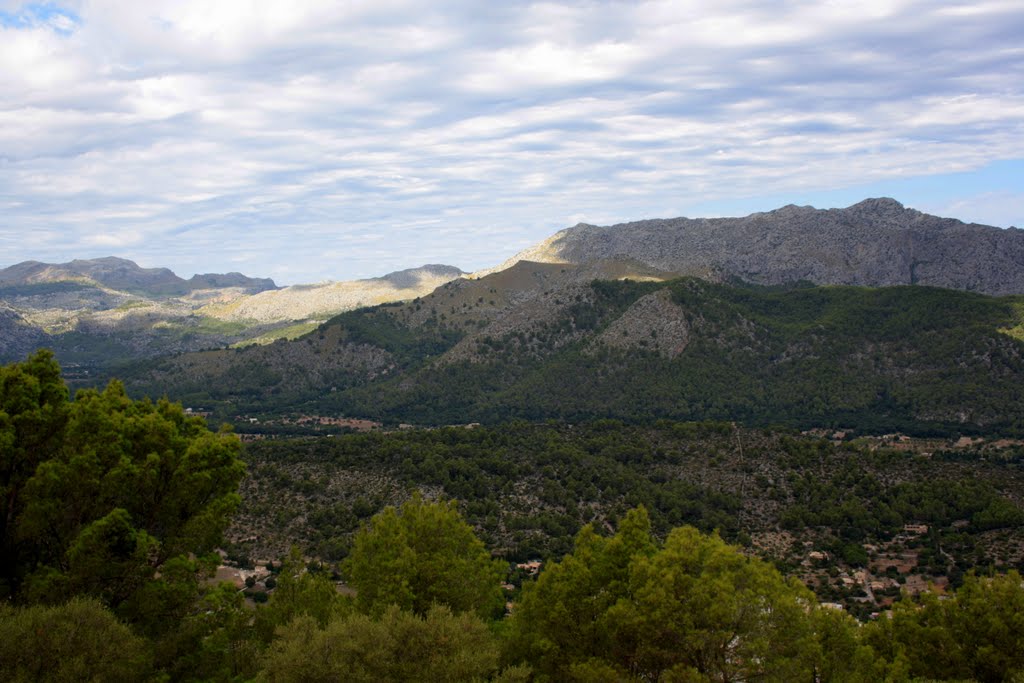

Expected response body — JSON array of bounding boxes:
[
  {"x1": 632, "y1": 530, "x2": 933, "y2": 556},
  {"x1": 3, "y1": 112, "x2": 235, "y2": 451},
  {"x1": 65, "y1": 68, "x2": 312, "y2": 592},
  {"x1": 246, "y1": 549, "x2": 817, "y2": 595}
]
[{"x1": 492, "y1": 198, "x2": 1024, "y2": 296}]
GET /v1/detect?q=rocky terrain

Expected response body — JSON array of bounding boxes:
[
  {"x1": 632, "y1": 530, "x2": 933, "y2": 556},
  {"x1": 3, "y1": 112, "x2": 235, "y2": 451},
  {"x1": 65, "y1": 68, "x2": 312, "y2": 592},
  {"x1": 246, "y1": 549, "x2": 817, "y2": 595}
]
[
  {"x1": 6, "y1": 198, "x2": 1024, "y2": 371},
  {"x1": 0, "y1": 306, "x2": 50, "y2": 360},
  {"x1": 491, "y1": 198, "x2": 1024, "y2": 295}
]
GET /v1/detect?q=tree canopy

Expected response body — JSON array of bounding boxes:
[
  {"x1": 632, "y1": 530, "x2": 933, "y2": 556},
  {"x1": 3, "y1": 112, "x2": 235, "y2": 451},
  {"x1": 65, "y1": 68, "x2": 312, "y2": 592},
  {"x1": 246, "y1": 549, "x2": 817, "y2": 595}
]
[
  {"x1": 508, "y1": 507, "x2": 870, "y2": 682},
  {"x1": 0, "y1": 597, "x2": 153, "y2": 682},
  {"x1": 0, "y1": 350, "x2": 244, "y2": 632},
  {"x1": 343, "y1": 494, "x2": 505, "y2": 617},
  {"x1": 5, "y1": 351, "x2": 1024, "y2": 682}
]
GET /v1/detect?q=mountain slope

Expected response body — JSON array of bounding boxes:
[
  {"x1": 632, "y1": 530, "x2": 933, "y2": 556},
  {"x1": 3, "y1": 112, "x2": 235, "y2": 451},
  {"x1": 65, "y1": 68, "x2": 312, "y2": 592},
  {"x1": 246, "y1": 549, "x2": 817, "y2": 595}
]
[
  {"x1": 119, "y1": 276, "x2": 1024, "y2": 435},
  {"x1": 488, "y1": 198, "x2": 1024, "y2": 295}
]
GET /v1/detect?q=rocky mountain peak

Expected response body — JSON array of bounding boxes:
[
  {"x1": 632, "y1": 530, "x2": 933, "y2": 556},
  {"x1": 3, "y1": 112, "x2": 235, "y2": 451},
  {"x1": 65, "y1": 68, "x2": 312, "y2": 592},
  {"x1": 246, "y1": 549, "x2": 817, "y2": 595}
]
[{"x1": 500, "y1": 199, "x2": 1024, "y2": 295}]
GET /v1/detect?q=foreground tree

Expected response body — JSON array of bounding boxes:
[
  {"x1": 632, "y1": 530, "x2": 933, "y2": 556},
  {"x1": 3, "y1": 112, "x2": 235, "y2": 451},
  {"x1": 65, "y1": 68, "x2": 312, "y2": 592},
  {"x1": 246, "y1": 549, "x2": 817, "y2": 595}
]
[
  {"x1": 260, "y1": 605, "x2": 529, "y2": 683},
  {"x1": 0, "y1": 349, "x2": 68, "y2": 599},
  {"x1": 255, "y1": 547, "x2": 352, "y2": 643},
  {"x1": 862, "y1": 570, "x2": 1024, "y2": 682},
  {"x1": 0, "y1": 597, "x2": 153, "y2": 681},
  {"x1": 343, "y1": 494, "x2": 505, "y2": 617},
  {"x1": 0, "y1": 350, "x2": 245, "y2": 635},
  {"x1": 508, "y1": 507, "x2": 884, "y2": 682},
  {"x1": 505, "y1": 507, "x2": 658, "y2": 678}
]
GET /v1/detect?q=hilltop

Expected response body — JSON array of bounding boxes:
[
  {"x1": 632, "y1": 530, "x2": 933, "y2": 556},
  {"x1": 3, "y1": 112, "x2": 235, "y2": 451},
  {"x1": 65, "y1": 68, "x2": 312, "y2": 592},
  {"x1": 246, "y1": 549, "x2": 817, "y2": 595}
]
[{"x1": 7, "y1": 198, "x2": 1023, "y2": 371}]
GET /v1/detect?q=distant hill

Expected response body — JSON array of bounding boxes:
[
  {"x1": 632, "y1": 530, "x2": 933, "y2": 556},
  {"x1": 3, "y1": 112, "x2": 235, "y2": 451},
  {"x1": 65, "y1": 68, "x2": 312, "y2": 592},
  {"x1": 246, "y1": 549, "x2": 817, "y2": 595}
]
[
  {"x1": 0, "y1": 256, "x2": 278, "y2": 297},
  {"x1": 0, "y1": 257, "x2": 464, "y2": 366},
  {"x1": 8, "y1": 197, "x2": 1024, "y2": 388},
  {"x1": 486, "y1": 198, "x2": 1024, "y2": 295},
  {"x1": 200, "y1": 264, "x2": 467, "y2": 323}
]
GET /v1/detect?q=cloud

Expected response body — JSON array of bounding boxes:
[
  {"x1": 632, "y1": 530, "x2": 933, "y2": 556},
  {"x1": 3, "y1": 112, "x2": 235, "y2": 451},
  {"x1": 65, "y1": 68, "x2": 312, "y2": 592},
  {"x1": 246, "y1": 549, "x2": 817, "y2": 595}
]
[{"x1": 0, "y1": 0, "x2": 1022, "y2": 283}]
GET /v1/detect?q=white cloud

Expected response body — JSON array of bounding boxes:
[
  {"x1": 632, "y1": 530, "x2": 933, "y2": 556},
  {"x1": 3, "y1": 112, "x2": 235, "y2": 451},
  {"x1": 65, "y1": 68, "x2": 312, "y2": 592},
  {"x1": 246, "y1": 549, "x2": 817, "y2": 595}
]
[{"x1": 0, "y1": 0, "x2": 1022, "y2": 282}]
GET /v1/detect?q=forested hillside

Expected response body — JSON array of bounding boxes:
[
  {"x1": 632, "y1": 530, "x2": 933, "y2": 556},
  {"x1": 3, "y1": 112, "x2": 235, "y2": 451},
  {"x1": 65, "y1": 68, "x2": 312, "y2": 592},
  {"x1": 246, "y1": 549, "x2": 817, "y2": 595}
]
[{"x1": 121, "y1": 277, "x2": 1024, "y2": 435}]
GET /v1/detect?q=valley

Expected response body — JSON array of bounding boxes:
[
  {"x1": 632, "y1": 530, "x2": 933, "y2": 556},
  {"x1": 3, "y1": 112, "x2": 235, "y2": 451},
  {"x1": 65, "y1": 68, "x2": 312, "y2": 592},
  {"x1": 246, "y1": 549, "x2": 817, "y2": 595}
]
[{"x1": 229, "y1": 421, "x2": 1024, "y2": 620}]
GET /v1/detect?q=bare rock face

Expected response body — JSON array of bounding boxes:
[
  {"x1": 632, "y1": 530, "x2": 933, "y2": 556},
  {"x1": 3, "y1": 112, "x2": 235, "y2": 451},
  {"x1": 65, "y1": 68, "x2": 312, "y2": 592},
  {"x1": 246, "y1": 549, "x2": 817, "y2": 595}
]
[
  {"x1": 593, "y1": 290, "x2": 691, "y2": 358},
  {"x1": 511, "y1": 199, "x2": 1024, "y2": 295}
]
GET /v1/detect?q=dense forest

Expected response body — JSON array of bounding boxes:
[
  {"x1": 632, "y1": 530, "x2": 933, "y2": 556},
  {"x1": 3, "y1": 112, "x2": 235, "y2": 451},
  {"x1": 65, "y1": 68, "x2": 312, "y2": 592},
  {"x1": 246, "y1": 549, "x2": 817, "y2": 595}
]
[
  {"x1": 231, "y1": 420, "x2": 1024, "y2": 617},
  {"x1": 4, "y1": 352, "x2": 1024, "y2": 681},
  {"x1": 116, "y1": 278, "x2": 1024, "y2": 436}
]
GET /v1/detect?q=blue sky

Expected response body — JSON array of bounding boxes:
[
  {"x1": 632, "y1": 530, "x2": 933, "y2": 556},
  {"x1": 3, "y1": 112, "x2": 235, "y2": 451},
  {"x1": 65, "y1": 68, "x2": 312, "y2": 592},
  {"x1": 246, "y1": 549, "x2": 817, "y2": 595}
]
[{"x1": 1, "y1": 1, "x2": 1022, "y2": 284}]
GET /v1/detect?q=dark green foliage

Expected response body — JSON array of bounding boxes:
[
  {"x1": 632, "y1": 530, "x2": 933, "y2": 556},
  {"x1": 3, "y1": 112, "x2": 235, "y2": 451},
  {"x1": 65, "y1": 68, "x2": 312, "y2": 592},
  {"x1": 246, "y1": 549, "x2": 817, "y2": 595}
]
[
  {"x1": 260, "y1": 606, "x2": 518, "y2": 683},
  {"x1": 236, "y1": 421, "x2": 1024, "y2": 581},
  {"x1": 0, "y1": 349, "x2": 69, "y2": 599},
  {"x1": 159, "y1": 582, "x2": 263, "y2": 682},
  {"x1": 254, "y1": 547, "x2": 352, "y2": 643},
  {"x1": 0, "y1": 597, "x2": 153, "y2": 682},
  {"x1": 1, "y1": 351, "x2": 245, "y2": 639},
  {"x1": 506, "y1": 508, "x2": 861, "y2": 682},
  {"x1": 239, "y1": 421, "x2": 750, "y2": 561},
  {"x1": 862, "y1": 571, "x2": 1024, "y2": 682},
  {"x1": 324, "y1": 305, "x2": 464, "y2": 364}
]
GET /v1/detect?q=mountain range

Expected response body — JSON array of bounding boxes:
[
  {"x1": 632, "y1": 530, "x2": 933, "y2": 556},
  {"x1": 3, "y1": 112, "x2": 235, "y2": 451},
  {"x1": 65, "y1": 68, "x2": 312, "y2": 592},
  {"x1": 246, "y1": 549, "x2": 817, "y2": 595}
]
[
  {"x1": 5, "y1": 197, "x2": 1024, "y2": 435},
  {"x1": 122, "y1": 270, "x2": 1024, "y2": 434},
  {"x1": 0, "y1": 258, "x2": 466, "y2": 365},
  {"x1": 0, "y1": 256, "x2": 277, "y2": 297}
]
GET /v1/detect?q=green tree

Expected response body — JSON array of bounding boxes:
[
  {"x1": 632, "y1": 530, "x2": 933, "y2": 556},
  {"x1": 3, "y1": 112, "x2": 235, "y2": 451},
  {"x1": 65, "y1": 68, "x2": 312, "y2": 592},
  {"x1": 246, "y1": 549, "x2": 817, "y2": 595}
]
[
  {"x1": 618, "y1": 525, "x2": 817, "y2": 681},
  {"x1": 343, "y1": 494, "x2": 504, "y2": 617},
  {"x1": 0, "y1": 349, "x2": 68, "y2": 599},
  {"x1": 255, "y1": 546, "x2": 352, "y2": 643},
  {"x1": 862, "y1": 570, "x2": 1024, "y2": 682},
  {"x1": 509, "y1": 508, "x2": 826, "y2": 682},
  {"x1": 506, "y1": 506, "x2": 657, "y2": 679},
  {"x1": 0, "y1": 597, "x2": 153, "y2": 682},
  {"x1": 807, "y1": 607, "x2": 892, "y2": 683},
  {"x1": 259, "y1": 605, "x2": 524, "y2": 683},
  {"x1": 0, "y1": 351, "x2": 245, "y2": 636},
  {"x1": 160, "y1": 582, "x2": 263, "y2": 683}
]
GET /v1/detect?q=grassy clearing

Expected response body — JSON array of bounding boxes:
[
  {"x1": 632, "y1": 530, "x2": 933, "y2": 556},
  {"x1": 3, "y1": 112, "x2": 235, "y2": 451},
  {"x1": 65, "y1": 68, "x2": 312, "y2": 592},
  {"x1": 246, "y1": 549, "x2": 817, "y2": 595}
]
[
  {"x1": 232, "y1": 321, "x2": 320, "y2": 347},
  {"x1": 999, "y1": 302, "x2": 1024, "y2": 343}
]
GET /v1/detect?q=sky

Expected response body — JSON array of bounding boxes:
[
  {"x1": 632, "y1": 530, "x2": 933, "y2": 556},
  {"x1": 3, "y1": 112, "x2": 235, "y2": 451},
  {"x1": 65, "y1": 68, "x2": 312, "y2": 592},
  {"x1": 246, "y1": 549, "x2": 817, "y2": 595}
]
[{"x1": 1, "y1": 1, "x2": 1022, "y2": 285}]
